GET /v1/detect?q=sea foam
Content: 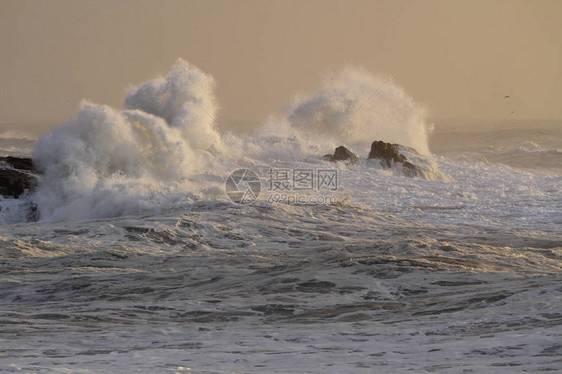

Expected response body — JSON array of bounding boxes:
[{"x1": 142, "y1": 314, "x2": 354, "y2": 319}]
[
  {"x1": 28, "y1": 59, "x2": 438, "y2": 221},
  {"x1": 32, "y1": 59, "x2": 222, "y2": 220},
  {"x1": 252, "y1": 66, "x2": 432, "y2": 160}
]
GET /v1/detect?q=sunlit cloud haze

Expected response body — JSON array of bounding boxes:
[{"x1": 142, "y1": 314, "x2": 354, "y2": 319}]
[{"x1": 0, "y1": 0, "x2": 561, "y2": 134}]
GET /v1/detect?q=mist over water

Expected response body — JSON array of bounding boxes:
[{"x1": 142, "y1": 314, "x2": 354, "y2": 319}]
[
  {"x1": 32, "y1": 60, "x2": 224, "y2": 221},
  {"x1": 285, "y1": 66, "x2": 431, "y2": 154},
  {"x1": 25, "y1": 59, "x2": 438, "y2": 222},
  {"x1": 0, "y1": 59, "x2": 557, "y2": 225},
  {"x1": 0, "y1": 130, "x2": 36, "y2": 157},
  {"x1": 1, "y1": 59, "x2": 561, "y2": 374},
  {"x1": 250, "y1": 66, "x2": 432, "y2": 161}
]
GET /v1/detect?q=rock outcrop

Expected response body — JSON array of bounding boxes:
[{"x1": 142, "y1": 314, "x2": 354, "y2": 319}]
[
  {"x1": 0, "y1": 156, "x2": 36, "y2": 172},
  {"x1": 368, "y1": 140, "x2": 420, "y2": 177},
  {"x1": 368, "y1": 141, "x2": 408, "y2": 167},
  {"x1": 321, "y1": 141, "x2": 423, "y2": 177},
  {"x1": 323, "y1": 146, "x2": 359, "y2": 163},
  {"x1": 0, "y1": 157, "x2": 38, "y2": 198}
]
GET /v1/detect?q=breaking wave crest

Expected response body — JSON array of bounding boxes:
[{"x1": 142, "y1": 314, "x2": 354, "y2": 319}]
[
  {"x1": 32, "y1": 59, "x2": 224, "y2": 220},
  {"x1": 22, "y1": 59, "x2": 437, "y2": 221},
  {"x1": 249, "y1": 66, "x2": 432, "y2": 161}
]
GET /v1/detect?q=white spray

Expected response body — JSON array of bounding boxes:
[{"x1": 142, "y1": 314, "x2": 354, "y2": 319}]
[
  {"x1": 254, "y1": 66, "x2": 432, "y2": 159},
  {"x1": 32, "y1": 59, "x2": 223, "y2": 221},
  {"x1": 28, "y1": 60, "x2": 437, "y2": 222}
]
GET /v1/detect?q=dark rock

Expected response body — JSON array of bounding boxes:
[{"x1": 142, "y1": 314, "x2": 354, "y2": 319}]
[
  {"x1": 368, "y1": 141, "x2": 407, "y2": 167},
  {"x1": 324, "y1": 146, "x2": 359, "y2": 163},
  {"x1": 368, "y1": 140, "x2": 421, "y2": 177},
  {"x1": 0, "y1": 157, "x2": 35, "y2": 172},
  {"x1": 0, "y1": 156, "x2": 40, "y2": 222},
  {"x1": 402, "y1": 161, "x2": 420, "y2": 178},
  {"x1": 0, "y1": 168, "x2": 38, "y2": 198},
  {"x1": 0, "y1": 157, "x2": 39, "y2": 199},
  {"x1": 333, "y1": 146, "x2": 359, "y2": 163},
  {"x1": 392, "y1": 144, "x2": 420, "y2": 156}
]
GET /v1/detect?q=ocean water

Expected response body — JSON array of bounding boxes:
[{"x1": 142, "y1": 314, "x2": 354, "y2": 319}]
[{"x1": 1, "y1": 60, "x2": 561, "y2": 373}]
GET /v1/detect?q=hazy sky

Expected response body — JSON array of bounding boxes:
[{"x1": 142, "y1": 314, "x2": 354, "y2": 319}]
[{"x1": 1, "y1": 0, "x2": 561, "y2": 134}]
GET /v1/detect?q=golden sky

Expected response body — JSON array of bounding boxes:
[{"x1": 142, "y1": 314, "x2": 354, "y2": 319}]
[{"x1": 1, "y1": 0, "x2": 560, "y2": 133}]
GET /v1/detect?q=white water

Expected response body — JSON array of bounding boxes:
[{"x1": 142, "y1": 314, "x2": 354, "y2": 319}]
[
  {"x1": 0, "y1": 59, "x2": 560, "y2": 373},
  {"x1": 21, "y1": 59, "x2": 435, "y2": 222}
]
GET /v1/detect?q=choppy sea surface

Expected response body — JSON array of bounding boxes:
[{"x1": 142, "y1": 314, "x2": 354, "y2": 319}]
[
  {"x1": 1, "y1": 61, "x2": 561, "y2": 373},
  {"x1": 1, "y1": 125, "x2": 561, "y2": 374}
]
